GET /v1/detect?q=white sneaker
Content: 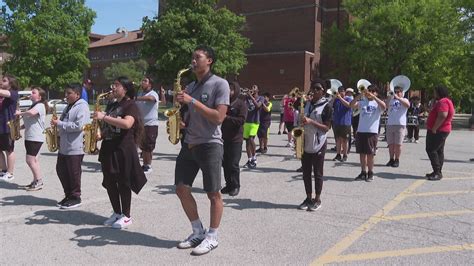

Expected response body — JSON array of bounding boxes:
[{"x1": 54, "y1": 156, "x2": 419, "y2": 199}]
[
  {"x1": 111, "y1": 214, "x2": 132, "y2": 229},
  {"x1": 0, "y1": 172, "x2": 14, "y2": 182},
  {"x1": 414, "y1": 140, "x2": 419, "y2": 144},
  {"x1": 103, "y1": 213, "x2": 122, "y2": 226},
  {"x1": 177, "y1": 232, "x2": 205, "y2": 249},
  {"x1": 191, "y1": 236, "x2": 218, "y2": 255}
]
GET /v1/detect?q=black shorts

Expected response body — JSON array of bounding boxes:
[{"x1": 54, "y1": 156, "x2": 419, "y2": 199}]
[
  {"x1": 279, "y1": 113, "x2": 284, "y2": 123},
  {"x1": 284, "y1": 122, "x2": 294, "y2": 132},
  {"x1": 175, "y1": 143, "x2": 223, "y2": 192},
  {"x1": 25, "y1": 140, "x2": 43, "y2": 156},
  {"x1": 257, "y1": 121, "x2": 270, "y2": 138},
  {"x1": 139, "y1": 126, "x2": 158, "y2": 152},
  {"x1": 333, "y1": 125, "x2": 351, "y2": 139},
  {"x1": 355, "y1": 132, "x2": 378, "y2": 155},
  {"x1": 0, "y1": 133, "x2": 14, "y2": 152}
]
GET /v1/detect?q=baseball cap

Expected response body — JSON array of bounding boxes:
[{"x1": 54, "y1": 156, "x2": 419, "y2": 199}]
[{"x1": 346, "y1": 88, "x2": 354, "y2": 93}]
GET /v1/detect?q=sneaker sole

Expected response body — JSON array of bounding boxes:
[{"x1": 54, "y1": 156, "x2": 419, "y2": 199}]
[
  {"x1": 60, "y1": 203, "x2": 82, "y2": 209},
  {"x1": 191, "y1": 245, "x2": 218, "y2": 256},
  {"x1": 308, "y1": 205, "x2": 322, "y2": 212},
  {"x1": 26, "y1": 187, "x2": 43, "y2": 191}
]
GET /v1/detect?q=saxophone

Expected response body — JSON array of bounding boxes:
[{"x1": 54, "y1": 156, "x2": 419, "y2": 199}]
[
  {"x1": 291, "y1": 90, "x2": 305, "y2": 159},
  {"x1": 44, "y1": 103, "x2": 59, "y2": 152},
  {"x1": 83, "y1": 91, "x2": 112, "y2": 154},
  {"x1": 7, "y1": 101, "x2": 22, "y2": 141},
  {"x1": 164, "y1": 67, "x2": 192, "y2": 145}
]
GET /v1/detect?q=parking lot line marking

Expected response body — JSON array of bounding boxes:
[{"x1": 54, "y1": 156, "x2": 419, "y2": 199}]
[
  {"x1": 407, "y1": 190, "x2": 472, "y2": 197},
  {"x1": 328, "y1": 243, "x2": 474, "y2": 263},
  {"x1": 443, "y1": 177, "x2": 474, "y2": 180},
  {"x1": 384, "y1": 210, "x2": 474, "y2": 221},
  {"x1": 312, "y1": 180, "x2": 426, "y2": 266}
]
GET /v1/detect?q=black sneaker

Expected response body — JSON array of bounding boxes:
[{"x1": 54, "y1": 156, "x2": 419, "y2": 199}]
[
  {"x1": 425, "y1": 172, "x2": 436, "y2": 178},
  {"x1": 60, "y1": 197, "x2": 82, "y2": 209},
  {"x1": 228, "y1": 187, "x2": 240, "y2": 197},
  {"x1": 355, "y1": 172, "x2": 367, "y2": 181},
  {"x1": 243, "y1": 161, "x2": 252, "y2": 168},
  {"x1": 283, "y1": 130, "x2": 288, "y2": 134},
  {"x1": 392, "y1": 159, "x2": 399, "y2": 168},
  {"x1": 220, "y1": 186, "x2": 231, "y2": 194},
  {"x1": 56, "y1": 196, "x2": 69, "y2": 207},
  {"x1": 298, "y1": 198, "x2": 311, "y2": 210},
  {"x1": 262, "y1": 148, "x2": 268, "y2": 154},
  {"x1": 296, "y1": 167, "x2": 303, "y2": 172},
  {"x1": 333, "y1": 154, "x2": 342, "y2": 161},
  {"x1": 256, "y1": 148, "x2": 263, "y2": 153},
  {"x1": 342, "y1": 155, "x2": 348, "y2": 162},
  {"x1": 386, "y1": 159, "x2": 394, "y2": 167},
  {"x1": 248, "y1": 160, "x2": 257, "y2": 169},
  {"x1": 366, "y1": 171, "x2": 374, "y2": 182},
  {"x1": 307, "y1": 200, "x2": 322, "y2": 211},
  {"x1": 278, "y1": 131, "x2": 281, "y2": 135},
  {"x1": 427, "y1": 172, "x2": 443, "y2": 181}
]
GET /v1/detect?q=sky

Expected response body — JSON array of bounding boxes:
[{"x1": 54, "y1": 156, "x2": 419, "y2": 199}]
[{"x1": 86, "y1": 0, "x2": 159, "y2": 35}]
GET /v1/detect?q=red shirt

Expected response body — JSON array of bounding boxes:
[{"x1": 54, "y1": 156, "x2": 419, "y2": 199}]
[
  {"x1": 426, "y1": 98, "x2": 455, "y2": 132},
  {"x1": 283, "y1": 98, "x2": 295, "y2": 123}
]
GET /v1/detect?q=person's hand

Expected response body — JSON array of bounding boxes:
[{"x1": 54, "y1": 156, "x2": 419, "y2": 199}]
[
  {"x1": 432, "y1": 128, "x2": 437, "y2": 134},
  {"x1": 15, "y1": 110, "x2": 21, "y2": 116},
  {"x1": 365, "y1": 91, "x2": 375, "y2": 99},
  {"x1": 302, "y1": 117, "x2": 311, "y2": 125},
  {"x1": 94, "y1": 111, "x2": 106, "y2": 120},
  {"x1": 176, "y1": 91, "x2": 192, "y2": 104},
  {"x1": 179, "y1": 121, "x2": 186, "y2": 129},
  {"x1": 51, "y1": 117, "x2": 59, "y2": 126}
]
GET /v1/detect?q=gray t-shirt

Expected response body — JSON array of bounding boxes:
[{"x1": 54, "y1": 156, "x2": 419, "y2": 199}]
[
  {"x1": 184, "y1": 74, "x2": 230, "y2": 145},
  {"x1": 23, "y1": 103, "x2": 45, "y2": 142},
  {"x1": 136, "y1": 90, "x2": 159, "y2": 126}
]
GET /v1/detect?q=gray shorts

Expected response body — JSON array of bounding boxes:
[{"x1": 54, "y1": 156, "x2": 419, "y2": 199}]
[
  {"x1": 175, "y1": 143, "x2": 223, "y2": 192},
  {"x1": 386, "y1": 125, "x2": 406, "y2": 145}
]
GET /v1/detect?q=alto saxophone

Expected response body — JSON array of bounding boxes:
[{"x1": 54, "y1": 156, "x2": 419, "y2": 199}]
[
  {"x1": 44, "y1": 103, "x2": 59, "y2": 152},
  {"x1": 291, "y1": 91, "x2": 305, "y2": 159},
  {"x1": 7, "y1": 101, "x2": 22, "y2": 141},
  {"x1": 164, "y1": 67, "x2": 191, "y2": 145},
  {"x1": 83, "y1": 91, "x2": 112, "y2": 154}
]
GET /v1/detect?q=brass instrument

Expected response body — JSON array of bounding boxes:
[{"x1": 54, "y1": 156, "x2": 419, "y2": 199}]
[
  {"x1": 164, "y1": 67, "x2": 192, "y2": 145},
  {"x1": 291, "y1": 90, "x2": 305, "y2": 159},
  {"x1": 83, "y1": 91, "x2": 113, "y2": 154},
  {"x1": 7, "y1": 101, "x2": 22, "y2": 141},
  {"x1": 327, "y1": 79, "x2": 343, "y2": 96},
  {"x1": 272, "y1": 94, "x2": 286, "y2": 100},
  {"x1": 357, "y1": 79, "x2": 371, "y2": 94},
  {"x1": 44, "y1": 103, "x2": 59, "y2": 152},
  {"x1": 389, "y1": 75, "x2": 410, "y2": 96},
  {"x1": 240, "y1": 87, "x2": 256, "y2": 96}
]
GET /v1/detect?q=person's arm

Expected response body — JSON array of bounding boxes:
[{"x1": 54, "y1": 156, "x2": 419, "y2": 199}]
[
  {"x1": 97, "y1": 113, "x2": 135, "y2": 129},
  {"x1": 394, "y1": 94, "x2": 410, "y2": 108},
  {"x1": 338, "y1": 95, "x2": 351, "y2": 108},
  {"x1": 366, "y1": 92, "x2": 386, "y2": 110},
  {"x1": 18, "y1": 107, "x2": 39, "y2": 117},
  {"x1": 303, "y1": 105, "x2": 332, "y2": 132},
  {"x1": 177, "y1": 92, "x2": 228, "y2": 125},
  {"x1": 0, "y1": 89, "x2": 12, "y2": 98},
  {"x1": 57, "y1": 105, "x2": 90, "y2": 132},
  {"x1": 350, "y1": 94, "x2": 362, "y2": 109},
  {"x1": 262, "y1": 101, "x2": 271, "y2": 112},
  {"x1": 136, "y1": 91, "x2": 158, "y2": 103},
  {"x1": 225, "y1": 101, "x2": 248, "y2": 128}
]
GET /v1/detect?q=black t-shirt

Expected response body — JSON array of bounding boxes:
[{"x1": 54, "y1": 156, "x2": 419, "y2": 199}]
[{"x1": 101, "y1": 98, "x2": 140, "y2": 143}]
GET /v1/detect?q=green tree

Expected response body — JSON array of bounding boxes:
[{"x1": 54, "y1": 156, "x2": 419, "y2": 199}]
[
  {"x1": 2, "y1": 0, "x2": 95, "y2": 90},
  {"x1": 141, "y1": 0, "x2": 250, "y2": 84},
  {"x1": 103, "y1": 59, "x2": 148, "y2": 85},
  {"x1": 322, "y1": 0, "x2": 473, "y2": 111}
]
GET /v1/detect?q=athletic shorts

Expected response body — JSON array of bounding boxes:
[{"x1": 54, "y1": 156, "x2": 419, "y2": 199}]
[
  {"x1": 333, "y1": 125, "x2": 351, "y2": 139},
  {"x1": 25, "y1": 140, "x2": 43, "y2": 156},
  {"x1": 355, "y1": 132, "x2": 378, "y2": 155},
  {"x1": 243, "y1": 123, "x2": 259, "y2": 139},
  {"x1": 0, "y1": 133, "x2": 14, "y2": 152},
  {"x1": 175, "y1": 143, "x2": 223, "y2": 192},
  {"x1": 284, "y1": 122, "x2": 294, "y2": 133},
  {"x1": 386, "y1": 125, "x2": 405, "y2": 145},
  {"x1": 279, "y1": 113, "x2": 284, "y2": 123},
  {"x1": 257, "y1": 122, "x2": 270, "y2": 138},
  {"x1": 139, "y1": 126, "x2": 158, "y2": 152}
]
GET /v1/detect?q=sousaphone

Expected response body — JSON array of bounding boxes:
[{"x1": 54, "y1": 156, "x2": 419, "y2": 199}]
[
  {"x1": 327, "y1": 79, "x2": 343, "y2": 96},
  {"x1": 389, "y1": 75, "x2": 410, "y2": 95},
  {"x1": 353, "y1": 79, "x2": 372, "y2": 117}
]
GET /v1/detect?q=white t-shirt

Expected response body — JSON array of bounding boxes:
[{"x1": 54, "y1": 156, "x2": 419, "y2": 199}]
[
  {"x1": 136, "y1": 90, "x2": 159, "y2": 126},
  {"x1": 387, "y1": 98, "x2": 408, "y2": 126},
  {"x1": 357, "y1": 99, "x2": 383, "y2": 133},
  {"x1": 23, "y1": 102, "x2": 46, "y2": 142}
]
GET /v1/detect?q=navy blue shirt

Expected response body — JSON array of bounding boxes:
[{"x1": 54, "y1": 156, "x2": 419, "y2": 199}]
[{"x1": 0, "y1": 90, "x2": 19, "y2": 134}]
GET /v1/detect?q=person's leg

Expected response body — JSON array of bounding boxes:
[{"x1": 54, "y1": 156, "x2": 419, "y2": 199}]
[
  {"x1": 118, "y1": 183, "x2": 132, "y2": 217},
  {"x1": 437, "y1": 133, "x2": 449, "y2": 173},
  {"x1": 302, "y1": 152, "x2": 313, "y2": 198},
  {"x1": 6, "y1": 151, "x2": 15, "y2": 174},
  {"x1": 360, "y1": 154, "x2": 367, "y2": 172},
  {"x1": 414, "y1": 126, "x2": 420, "y2": 141},
  {"x1": 106, "y1": 183, "x2": 121, "y2": 214},
  {"x1": 341, "y1": 136, "x2": 348, "y2": 157},
  {"x1": 245, "y1": 139, "x2": 252, "y2": 159},
  {"x1": 367, "y1": 154, "x2": 375, "y2": 172},
  {"x1": 0, "y1": 151, "x2": 6, "y2": 171},
  {"x1": 26, "y1": 155, "x2": 42, "y2": 180},
  {"x1": 142, "y1": 151, "x2": 152, "y2": 166},
  {"x1": 222, "y1": 141, "x2": 232, "y2": 188},
  {"x1": 336, "y1": 136, "x2": 342, "y2": 155},
  {"x1": 313, "y1": 144, "x2": 326, "y2": 203},
  {"x1": 425, "y1": 131, "x2": 442, "y2": 173},
  {"x1": 394, "y1": 144, "x2": 402, "y2": 160},
  {"x1": 407, "y1": 126, "x2": 414, "y2": 140},
  {"x1": 176, "y1": 184, "x2": 200, "y2": 221},
  {"x1": 56, "y1": 154, "x2": 70, "y2": 197},
  {"x1": 67, "y1": 155, "x2": 84, "y2": 199},
  {"x1": 249, "y1": 136, "x2": 256, "y2": 158},
  {"x1": 208, "y1": 191, "x2": 223, "y2": 229},
  {"x1": 229, "y1": 142, "x2": 243, "y2": 189}
]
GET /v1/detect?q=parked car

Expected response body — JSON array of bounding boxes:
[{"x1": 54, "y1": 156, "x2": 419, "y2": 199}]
[
  {"x1": 18, "y1": 90, "x2": 32, "y2": 111},
  {"x1": 48, "y1": 99, "x2": 68, "y2": 114}
]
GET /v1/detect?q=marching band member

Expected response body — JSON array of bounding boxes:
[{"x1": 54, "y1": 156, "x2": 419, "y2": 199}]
[
  {"x1": 243, "y1": 84, "x2": 263, "y2": 168},
  {"x1": 0, "y1": 74, "x2": 20, "y2": 182},
  {"x1": 425, "y1": 85, "x2": 455, "y2": 181},
  {"x1": 95, "y1": 76, "x2": 147, "y2": 229},
  {"x1": 283, "y1": 91, "x2": 296, "y2": 147},
  {"x1": 174, "y1": 45, "x2": 229, "y2": 255},
  {"x1": 407, "y1": 96, "x2": 424, "y2": 143},
  {"x1": 256, "y1": 92, "x2": 272, "y2": 154},
  {"x1": 385, "y1": 86, "x2": 410, "y2": 167},
  {"x1": 350, "y1": 84, "x2": 386, "y2": 182},
  {"x1": 221, "y1": 81, "x2": 247, "y2": 197},
  {"x1": 297, "y1": 80, "x2": 332, "y2": 211},
  {"x1": 52, "y1": 83, "x2": 90, "y2": 209},
  {"x1": 136, "y1": 76, "x2": 160, "y2": 174},
  {"x1": 332, "y1": 86, "x2": 352, "y2": 162},
  {"x1": 17, "y1": 87, "x2": 47, "y2": 190}
]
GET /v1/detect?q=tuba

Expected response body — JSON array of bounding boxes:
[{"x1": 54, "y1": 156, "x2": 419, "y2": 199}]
[
  {"x1": 44, "y1": 103, "x2": 59, "y2": 152},
  {"x1": 83, "y1": 91, "x2": 113, "y2": 154},
  {"x1": 7, "y1": 101, "x2": 22, "y2": 141},
  {"x1": 164, "y1": 67, "x2": 192, "y2": 145},
  {"x1": 389, "y1": 75, "x2": 410, "y2": 96},
  {"x1": 291, "y1": 90, "x2": 305, "y2": 159}
]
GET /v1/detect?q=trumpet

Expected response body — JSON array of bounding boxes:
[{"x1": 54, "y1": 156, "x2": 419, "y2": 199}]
[{"x1": 241, "y1": 87, "x2": 256, "y2": 96}]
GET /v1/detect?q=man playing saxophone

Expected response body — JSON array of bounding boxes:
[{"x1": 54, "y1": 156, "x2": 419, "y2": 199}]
[
  {"x1": 174, "y1": 45, "x2": 229, "y2": 256},
  {"x1": 0, "y1": 74, "x2": 20, "y2": 182},
  {"x1": 297, "y1": 80, "x2": 332, "y2": 211}
]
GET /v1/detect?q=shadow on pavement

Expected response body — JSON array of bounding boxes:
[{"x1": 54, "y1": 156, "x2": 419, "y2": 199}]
[
  {"x1": 71, "y1": 227, "x2": 178, "y2": 249},
  {"x1": 288, "y1": 175, "x2": 355, "y2": 183},
  {"x1": 82, "y1": 161, "x2": 102, "y2": 172},
  {"x1": 242, "y1": 166, "x2": 298, "y2": 174},
  {"x1": 420, "y1": 158, "x2": 474, "y2": 164},
  {"x1": 0, "y1": 195, "x2": 57, "y2": 206},
  {"x1": 223, "y1": 198, "x2": 296, "y2": 210},
  {"x1": 25, "y1": 209, "x2": 106, "y2": 226},
  {"x1": 376, "y1": 172, "x2": 424, "y2": 180},
  {"x1": 0, "y1": 181, "x2": 23, "y2": 190},
  {"x1": 153, "y1": 152, "x2": 178, "y2": 161},
  {"x1": 152, "y1": 185, "x2": 205, "y2": 195}
]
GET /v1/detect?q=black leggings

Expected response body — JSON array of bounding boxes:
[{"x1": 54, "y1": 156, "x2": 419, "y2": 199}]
[
  {"x1": 425, "y1": 130, "x2": 449, "y2": 174},
  {"x1": 107, "y1": 183, "x2": 132, "y2": 217},
  {"x1": 302, "y1": 143, "x2": 326, "y2": 196}
]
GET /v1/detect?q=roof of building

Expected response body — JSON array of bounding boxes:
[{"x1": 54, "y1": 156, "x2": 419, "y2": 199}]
[{"x1": 89, "y1": 30, "x2": 144, "y2": 48}]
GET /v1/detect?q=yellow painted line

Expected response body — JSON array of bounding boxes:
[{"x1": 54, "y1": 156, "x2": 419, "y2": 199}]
[
  {"x1": 384, "y1": 210, "x2": 474, "y2": 221},
  {"x1": 407, "y1": 190, "x2": 472, "y2": 197},
  {"x1": 330, "y1": 243, "x2": 474, "y2": 263},
  {"x1": 312, "y1": 180, "x2": 426, "y2": 266}
]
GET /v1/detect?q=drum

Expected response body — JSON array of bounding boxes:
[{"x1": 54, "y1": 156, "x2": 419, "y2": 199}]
[
  {"x1": 380, "y1": 116, "x2": 388, "y2": 127},
  {"x1": 407, "y1": 115, "x2": 419, "y2": 126}
]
